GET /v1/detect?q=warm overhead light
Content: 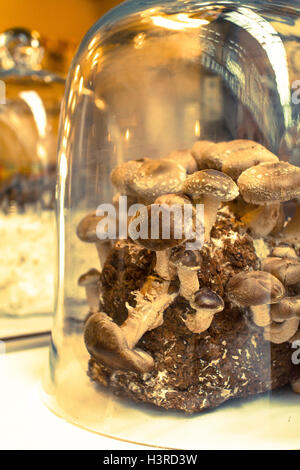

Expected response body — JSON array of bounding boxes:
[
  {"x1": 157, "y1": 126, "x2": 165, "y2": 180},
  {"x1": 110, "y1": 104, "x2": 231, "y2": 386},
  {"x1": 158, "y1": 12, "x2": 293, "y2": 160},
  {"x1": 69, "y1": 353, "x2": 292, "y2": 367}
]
[{"x1": 150, "y1": 13, "x2": 209, "y2": 30}]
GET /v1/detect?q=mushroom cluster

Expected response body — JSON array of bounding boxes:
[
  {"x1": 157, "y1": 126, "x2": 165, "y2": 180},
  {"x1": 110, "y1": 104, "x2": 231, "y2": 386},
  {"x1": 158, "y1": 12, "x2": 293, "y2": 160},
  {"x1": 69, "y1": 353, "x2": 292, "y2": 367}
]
[{"x1": 77, "y1": 138, "x2": 300, "y2": 403}]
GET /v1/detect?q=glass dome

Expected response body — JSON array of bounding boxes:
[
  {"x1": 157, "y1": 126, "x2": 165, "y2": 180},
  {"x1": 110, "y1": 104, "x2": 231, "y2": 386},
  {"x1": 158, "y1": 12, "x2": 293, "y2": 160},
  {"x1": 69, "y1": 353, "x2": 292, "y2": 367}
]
[
  {"x1": 44, "y1": 0, "x2": 300, "y2": 449},
  {"x1": 0, "y1": 28, "x2": 65, "y2": 337}
]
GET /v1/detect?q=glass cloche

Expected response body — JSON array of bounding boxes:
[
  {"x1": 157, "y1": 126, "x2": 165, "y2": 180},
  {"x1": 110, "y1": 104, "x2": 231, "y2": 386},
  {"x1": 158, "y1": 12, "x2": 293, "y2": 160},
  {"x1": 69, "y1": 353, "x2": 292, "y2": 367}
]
[
  {"x1": 44, "y1": 0, "x2": 300, "y2": 449},
  {"x1": 0, "y1": 28, "x2": 65, "y2": 338}
]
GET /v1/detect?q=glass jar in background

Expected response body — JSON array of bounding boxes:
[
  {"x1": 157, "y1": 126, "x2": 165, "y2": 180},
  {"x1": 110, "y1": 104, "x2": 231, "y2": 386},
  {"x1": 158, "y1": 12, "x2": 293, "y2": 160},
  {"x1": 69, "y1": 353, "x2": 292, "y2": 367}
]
[
  {"x1": 44, "y1": 1, "x2": 300, "y2": 449},
  {"x1": 0, "y1": 28, "x2": 65, "y2": 338}
]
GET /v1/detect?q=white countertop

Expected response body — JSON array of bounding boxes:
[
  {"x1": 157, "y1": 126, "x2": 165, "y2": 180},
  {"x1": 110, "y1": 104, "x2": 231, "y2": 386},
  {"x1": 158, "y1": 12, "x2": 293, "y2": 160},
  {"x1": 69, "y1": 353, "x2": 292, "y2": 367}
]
[
  {"x1": 1, "y1": 341, "x2": 300, "y2": 450},
  {"x1": 0, "y1": 344, "x2": 153, "y2": 450}
]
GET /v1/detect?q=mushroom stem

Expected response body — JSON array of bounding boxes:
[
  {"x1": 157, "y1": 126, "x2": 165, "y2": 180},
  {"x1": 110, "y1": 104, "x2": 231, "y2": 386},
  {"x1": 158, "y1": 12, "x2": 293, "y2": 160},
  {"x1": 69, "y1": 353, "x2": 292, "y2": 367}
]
[
  {"x1": 155, "y1": 249, "x2": 176, "y2": 281},
  {"x1": 250, "y1": 304, "x2": 272, "y2": 327},
  {"x1": 177, "y1": 267, "x2": 199, "y2": 300},
  {"x1": 85, "y1": 285, "x2": 100, "y2": 313},
  {"x1": 123, "y1": 287, "x2": 175, "y2": 348},
  {"x1": 96, "y1": 240, "x2": 111, "y2": 269},
  {"x1": 185, "y1": 309, "x2": 214, "y2": 334},
  {"x1": 78, "y1": 268, "x2": 101, "y2": 314},
  {"x1": 196, "y1": 195, "x2": 219, "y2": 242},
  {"x1": 261, "y1": 257, "x2": 300, "y2": 286}
]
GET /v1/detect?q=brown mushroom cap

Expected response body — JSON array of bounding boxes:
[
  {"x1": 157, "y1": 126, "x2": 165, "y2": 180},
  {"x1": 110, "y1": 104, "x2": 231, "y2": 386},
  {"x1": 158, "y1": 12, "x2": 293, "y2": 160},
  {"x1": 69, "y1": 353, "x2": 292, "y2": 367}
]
[
  {"x1": 170, "y1": 246, "x2": 202, "y2": 271},
  {"x1": 261, "y1": 257, "x2": 300, "y2": 286},
  {"x1": 84, "y1": 312, "x2": 154, "y2": 373},
  {"x1": 226, "y1": 270, "x2": 285, "y2": 307},
  {"x1": 182, "y1": 169, "x2": 239, "y2": 202},
  {"x1": 238, "y1": 162, "x2": 300, "y2": 204},
  {"x1": 130, "y1": 159, "x2": 186, "y2": 203},
  {"x1": 76, "y1": 212, "x2": 103, "y2": 243},
  {"x1": 193, "y1": 141, "x2": 231, "y2": 170},
  {"x1": 185, "y1": 287, "x2": 224, "y2": 334},
  {"x1": 110, "y1": 159, "x2": 147, "y2": 196},
  {"x1": 78, "y1": 268, "x2": 101, "y2": 286},
  {"x1": 128, "y1": 203, "x2": 189, "y2": 251},
  {"x1": 193, "y1": 287, "x2": 224, "y2": 313},
  {"x1": 192, "y1": 139, "x2": 267, "y2": 172},
  {"x1": 222, "y1": 143, "x2": 278, "y2": 180},
  {"x1": 191, "y1": 140, "x2": 216, "y2": 169},
  {"x1": 271, "y1": 245, "x2": 298, "y2": 260},
  {"x1": 165, "y1": 149, "x2": 197, "y2": 174},
  {"x1": 76, "y1": 211, "x2": 116, "y2": 244}
]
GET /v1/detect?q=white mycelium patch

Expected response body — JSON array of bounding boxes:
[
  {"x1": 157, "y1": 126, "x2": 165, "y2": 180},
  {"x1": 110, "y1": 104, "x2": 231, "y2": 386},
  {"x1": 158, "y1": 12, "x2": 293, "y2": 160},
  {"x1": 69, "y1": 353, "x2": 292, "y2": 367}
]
[
  {"x1": 253, "y1": 238, "x2": 271, "y2": 260},
  {"x1": 0, "y1": 210, "x2": 55, "y2": 316}
]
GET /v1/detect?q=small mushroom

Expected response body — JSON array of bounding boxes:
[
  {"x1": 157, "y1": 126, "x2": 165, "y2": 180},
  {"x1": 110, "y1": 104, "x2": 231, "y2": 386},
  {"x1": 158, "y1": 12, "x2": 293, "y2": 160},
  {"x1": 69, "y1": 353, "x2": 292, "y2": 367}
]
[
  {"x1": 270, "y1": 296, "x2": 300, "y2": 322},
  {"x1": 84, "y1": 278, "x2": 176, "y2": 372},
  {"x1": 261, "y1": 257, "x2": 300, "y2": 286},
  {"x1": 264, "y1": 318, "x2": 300, "y2": 344},
  {"x1": 238, "y1": 162, "x2": 300, "y2": 236},
  {"x1": 182, "y1": 169, "x2": 239, "y2": 242},
  {"x1": 226, "y1": 271, "x2": 285, "y2": 307},
  {"x1": 129, "y1": 203, "x2": 192, "y2": 280},
  {"x1": 271, "y1": 245, "x2": 298, "y2": 260},
  {"x1": 169, "y1": 246, "x2": 202, "y2": 300},
  {"x1": 249, "y1": 304, "x2": 272, "y2": 327},
  {"x1": 238, "y1": 162, "x2": 300, "y2": 205},
  {"x1": 78, "y1": 268, "x2": 101, "y2": 313},
  {"x1": 84, "y1": 312, "x2": 154, "y2": 373},
  {"x1": 76, "y1": 212, "x2": 113, "y2": 268},
  {"x1": 185, "y1": 287, "x2": 224, "y2": 333},
  {"x1": 165, "y1": 149, "x2": 197, "y2": 174},
  {"x1": 238, "y1": 162, "x2": 300, "y2": 237},
  {"x1": 130, "y1": 159, "x2": 186, "y2": 204}
]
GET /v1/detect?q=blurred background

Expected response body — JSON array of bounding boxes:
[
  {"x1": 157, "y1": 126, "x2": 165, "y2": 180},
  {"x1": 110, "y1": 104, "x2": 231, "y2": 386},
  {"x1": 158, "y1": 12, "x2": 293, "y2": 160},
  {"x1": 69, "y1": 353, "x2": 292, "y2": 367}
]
[
  {"x1": 0, "y1": 0, "x2": 122, "y2": 76},
  {"x1": 0, "y1": 0, "x2": 122, "y2": 342}
]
